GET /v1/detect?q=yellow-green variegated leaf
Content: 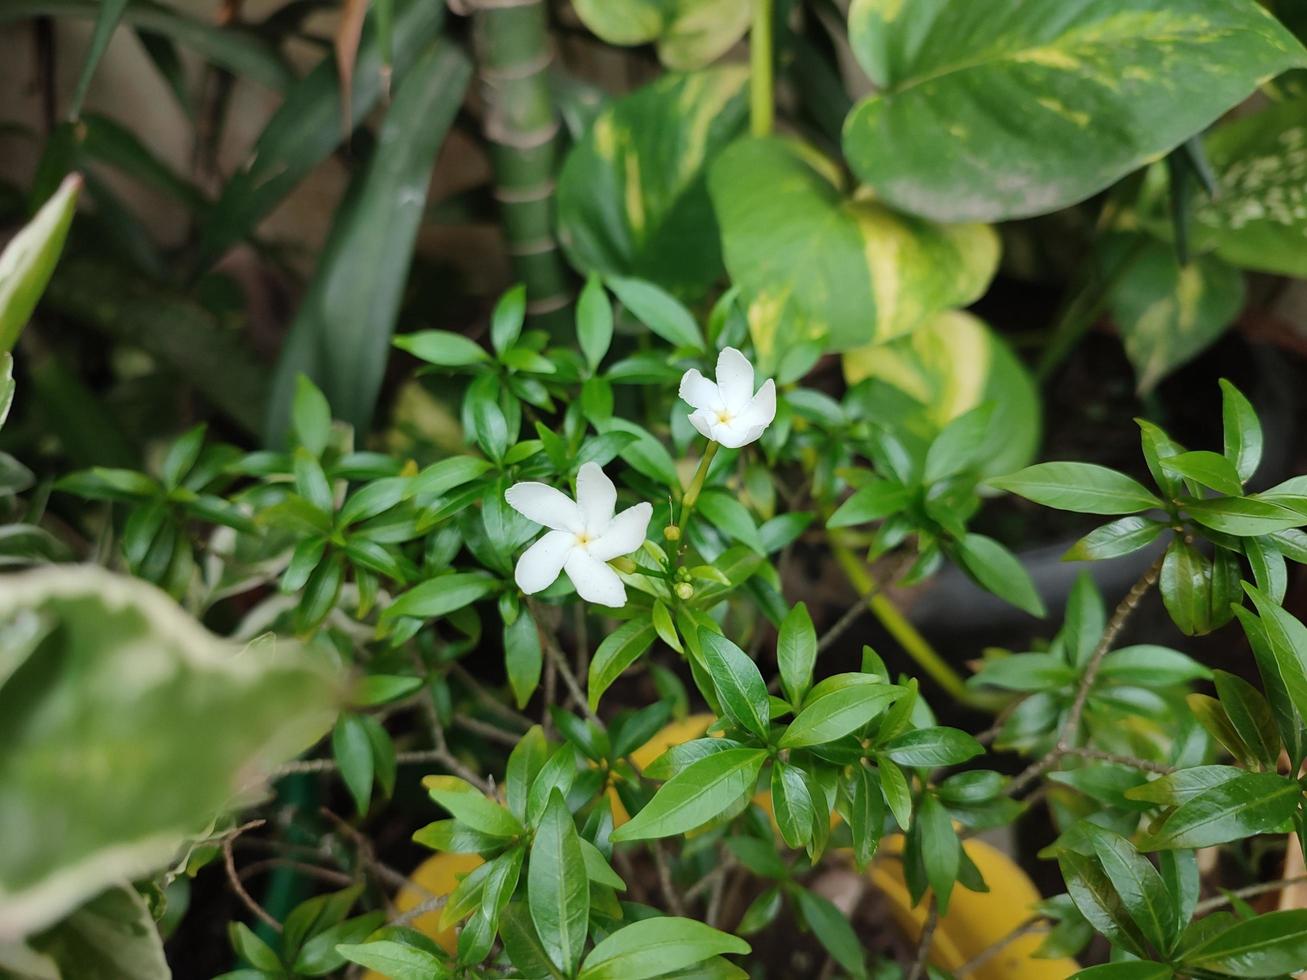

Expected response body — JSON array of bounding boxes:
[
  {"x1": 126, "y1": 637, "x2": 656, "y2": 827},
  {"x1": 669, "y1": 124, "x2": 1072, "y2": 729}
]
[
  {"x1": 708, "y1": 136, "x2": 998, "y2": 368},
  {"x1": 843, "y1": 311, "x2": 1040, "y2": 479},
  {"x1": 843, "y1": 0, "x2": 1307, "y2": 222},
  {"x1": 571, "y1": 0, "x2": 749, "y2": 70},
  {"x1": 0, "y1": 566, "x2": 340, "y2": 939},
  {"x1": 1101, "y1": 234, "x2": 1245, "y2": 394},
  {"x1": 558, "y1": 67, "x2": 749, "y2": 296}
]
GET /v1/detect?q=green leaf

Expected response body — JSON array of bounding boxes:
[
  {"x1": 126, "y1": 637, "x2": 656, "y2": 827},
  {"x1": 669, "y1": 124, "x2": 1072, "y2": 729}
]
[
  {"x1": 1059, "y1": 850, "x2": 1150, "y2": 958},
  {"x1": 1234, "y1": 597, "x2": 1307, "y2": 767},
  {"x1": 0, "y1": 353, "x2": 14, "y2": 431},
  {"x1": 795, "y1": 888, "x2": 867, "y2": 979},
  {"x1": 777, "y1": 602, "x2": 817, "y2": 706},
  {"x1": 1103, "y1": 234, "x2": 1245, "y2": 394},
  {"x1": 923, "y1": 404, "x2": 995, "y2": 485},
  {"x1": 1182, "y1": 909, "x2": 1307, "y2": 976},
  {"x1": 607, "y1": 276, "x2": 704, "y2": 350},
  {"x1": 954, "y1": 533, "x2": 1046, "y2": 617},
  {"x1": 382, "y1": 572, "x2": 498, "y2": 622},
  {"x1": 699, "y1": 631, "x2": 770, "y2": 740},
  {"x1": 0, "y1": 566, "x2": 337, "y2": 936},
  {"x1": 697, "y1": 490, "x2": 764, "y2": 554},
  {"x1": 578, "y1": 916, "x2": 749, "y2": 980},
  {"x1": 394, "y1": 330, "x2": 490, "y2": 368},
  {"x1": 577, "y1": 274, "x2": 614, "y2": 371},
  {"x1": 529, "y1": 791, "x2": 589, "y2": 976},
  {"x1": 1220, "y1": 379, "x2": 1263, "y2": 482},
  {"x1": 68, "y1": 0, "x2": 127, "y2": 119},
  {"x1": 989, "y1": 462, "x2": 1162, "y2": 515},
  {"x1": 588, "y1": 620, "x2": 657, "y2": 711},
  {"x1": 610, "y1": 747, "x2": 767, "y2": 842},
  {"x1": 422, "y1": 775, "x2": 523, "y2": 838},
  {"x1": 843, "y1": 0, "x2": 1307, "y2": 222},
  {"x1": 336, "y1": 940, "x2": 450, "y2": 980},
  {"x1": 771, "y1": 762, "x2": 816, "y2": 849},
  {"x1": 333, "y1": 713, "x2": 375, "y2": 815},
  {"x1": 194, "y1": 0, "x2": 441, "y2": 263},
  {"x1": 1213, "y1": 669, "x2": 1281, "y2": 771},
  {"x1": 295, "y1": 911, "x2": 386, "y2": 975},
  {"x1": 1064, "y1": 516, "x2": 1167, "y2": 562},
  {"x1": 1069, "y1": 964, "x2": 1173, "y2": 980},
  {"x1": 490, "y1": 284, "x2": 526, "y2": 355},
  {"x1": 970, "y1": 653, "x2": 1074, "y2": 692},
  {"x1": 827, "y1": 480, "x2": 914, "y2": 529},
  {"x1": 1162, "y1": 451, "x2": 1244, "y2": 497},
  {"x1": 571, "y1": 0, "x2": 751, "y2": 70},
  {"x1": 1142, "y1": 771, "x2": 1300, "y2": 849},
  {"x1": 878, "y1": 759, "x2": 913, "y2": 830},
  {"x1": 1160, "y1": 538, "x2": 1214, "y2": 636},
  {"x1": 0, "y1": 172, "x2": 79, "y2": 353},
  {"x1": 883, "y1": 727, "x2": 983, "y2": 768},
  {"x1": 500, "y1": 903, "x2": 563, "y2": 980},
  {"x1": 780, "y1": 675, "x2": 901, "y2": 748},
  {"x1": 504, "y1": 611, "x2": 543, "y2": 711},
  {"x1": 1098, "y1": 645, "x2": 1212, "y2": 686},
  {"x1": 1083, "y1": 825, "x2": 1177, "y2": 954},
  {"x1": 558, "y1": 68, "x2": 748, "y2": 296},
  {"x1": 264, "y1": 36, "x2": 472, "y2": 441},
  {"x1": 1184, "y1": 495, "x2": 1305, "y2": 536},
  {"x1": 709, "y1": 137, "x2": 998, "y2": 361}
]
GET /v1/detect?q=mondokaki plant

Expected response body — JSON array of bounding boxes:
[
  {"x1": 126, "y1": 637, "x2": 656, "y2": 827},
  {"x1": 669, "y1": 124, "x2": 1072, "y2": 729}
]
[{"x1": 5, "y1": 1, "x2": 1307, "y2": 978}]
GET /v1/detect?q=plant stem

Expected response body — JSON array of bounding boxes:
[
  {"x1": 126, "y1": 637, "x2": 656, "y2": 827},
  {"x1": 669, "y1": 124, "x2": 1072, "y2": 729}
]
[
  {"x1": 750, "y1": 0, "x2": 774, "y2": 137},
  {"x1": 831, "y1": 541, "x2": 988, "y2": 708},
  {"x1": 677, "y1": 441, "x2": 719, "y2": 535},
  {"x1": 470, "y1": 0, "x2": 571, "y2": 326}
]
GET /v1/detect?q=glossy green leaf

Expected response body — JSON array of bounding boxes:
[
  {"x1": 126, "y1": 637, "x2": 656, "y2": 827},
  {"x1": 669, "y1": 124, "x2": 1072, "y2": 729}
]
[
  {"x1": 1182, "y1": 909, "x2": 1307, "y2": 976},
  {"x1": 336, "y1": 940, "x2": 450, "y2": 980},
  {"x1": 989, "y1": 463, "x2": 1162, "y2": 515},
  {"x1": 917, "y1": 793, "x2": 960, "y2": 914},
  {"x1": 1213, "y1": 669, "x2": 1281, "y2": 771},
  {"x1": 588, "y1": 620, "x2": 657, "y2": 711},
  {"x1": 1220, "y1": 378, "x2": 1263, "y2": 482},
  {"x1": 571, "y1": 0, "x2": 751, "y2": 70},
  {"x1": 1064, "y1": 516, "x2": 1167, "y2": 562},
  {"x1": 529, "y1": 791, "x2": 588, "y2": 976},
  {"x1": 882, "y1": 727, "x2": 983, "y2": 768},
  {"x1": 610, "y1": 747, "x2": 767, "y2": 842},
  {"x1": 699, "y1": 631, "x2": 770, "y2": 740},
  {"x1": 504, "y1": 611, "x2": 543, "y2": 710},
  {"x1": 777, "y1": 602, "x2": 817, "y2": 706},
  {"x1": 578, "y1": 916, "x2": 749, "y2": 980},
  {"x1": 1161, "y1": 451, "x2": 1243, "y2": 497},
  {"x1": 381, "y1": 572, "x2": 498, "y2": 622},
  {"x1": 795, "y1": 888, "x2": 867, "y2": 979},
  {"x1": 1059, "y1": 850, "x2": 1150, "y2": 958},
  {"x1": 1184, "y1": 496, "x2": 1305, "y2": 536},
  {"x1": 1142, "y1": 771, "x2": 1300, "y2": 849},
  {"x1": 0, "y1": 567, "x2": 338, "y2": 938},
  {"x1": 1083, "y1": 825, "x2": 1176, "y2": 954},
  {"x1": 780, "y1": 675, "x2": 902, "y2": 748},
  {"x1": 422, "y1": 775, "x2": 523, "y2": 838},
  {"x1": 954, "y1": 533, "x2": 1046, "y2": 617},
  {"x1": 843, "y1": 0, "x2": 1307, "y2": 222},
  {"x1": 558, "y1": 68, "x2": 748, "y2": 296},
  {"x1": 710, "y1": 138, "x2": 998, "y2": 364}
]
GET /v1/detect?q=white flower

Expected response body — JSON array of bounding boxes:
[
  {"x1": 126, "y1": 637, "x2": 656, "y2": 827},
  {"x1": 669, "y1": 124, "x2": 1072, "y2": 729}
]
[
  {"x1": 678, "y1": 347, "x2": 776, "y2": 449},
  {"x1": 505, "y1": 462, "x2": 652, "y2": 607}
]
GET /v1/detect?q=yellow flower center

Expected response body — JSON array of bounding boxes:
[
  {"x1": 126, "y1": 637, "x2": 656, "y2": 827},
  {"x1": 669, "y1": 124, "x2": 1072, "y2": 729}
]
[{"x1": 716, "y1": 410, "x2": 733, "y2": 424}]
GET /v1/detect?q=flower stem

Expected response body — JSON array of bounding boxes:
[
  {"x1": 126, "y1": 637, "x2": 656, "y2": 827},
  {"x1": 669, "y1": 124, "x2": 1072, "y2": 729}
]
[
  {"x1": 831, "y1": 540, "x2": 992, "y2": 709},
  {"x1": 677, "y1": 441, "x2": 719, "y2": 535},
  {"x1": 750, "y1": 0, "x2": 774, "y2": 138}
]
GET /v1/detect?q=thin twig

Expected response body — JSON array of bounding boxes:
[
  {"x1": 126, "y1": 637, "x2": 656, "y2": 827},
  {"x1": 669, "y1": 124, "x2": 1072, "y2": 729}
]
[
  {"x1": 574, "y1": 603, "x2": 590, "y2": 687},
  {"x1": 817, "y1": 596, "x2": 868, "y2": 655},
  {"x1": 706, "y1": 865, "x2": 728, "y2": 929},
  {"x1": 1059, "y1": 747, "x2": 1175, "y2": 774},
  {"x1": 321, "y1": 808, "x2": 438, "y2": 898},
  {"x1": 454, "y1": 714, "x2": 522, "y2": 747},
  {"x1": 906, "y1": 898, "x2": 938, "y2": 980},
  {"x1": 222, "y1": 820, "x2": 282, "y2": 933},
  {"x1": 684, "y1": 857, "x2": 736, "y2": 904},
  {"x1": 650, "y1": 841, "x2": 686, "y2": 916},
  {"x1": 531, "y1": 602, "x2": 602, "y2": 726},
  {"x1": 1008, "y1": 553, "x2": 1166, "y2": 798},
  {"x1": 450, "y1": 663, "x2": 534, "y2": 730},
  {"x1": 238, "y1": 858, "x2": 356, "y2": 888},
  {"x1": 954, "y1": 916, "x2": 1045, "y2": 977},
  {"x1": 394, "y1": 892, "x2": 449, "y2": 926},
  {"x1": 272, "y1": 748, "x2": 474, "y2": 777},
  {"x1": 1195, "y1": 873, "x2": 1307, "y2": 914}
]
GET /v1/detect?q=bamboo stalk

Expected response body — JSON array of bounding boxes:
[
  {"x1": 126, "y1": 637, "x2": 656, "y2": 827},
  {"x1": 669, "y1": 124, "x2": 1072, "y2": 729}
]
[{"x1": 470, "y1": 0, "x2": 571, "y2": 326}]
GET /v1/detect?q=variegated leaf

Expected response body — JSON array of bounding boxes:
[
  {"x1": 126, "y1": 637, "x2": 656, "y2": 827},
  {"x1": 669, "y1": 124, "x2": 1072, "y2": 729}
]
[
  {"x1": 1102, "y1": 233, "x2": 1245, "y2": 394},
  {"x1": 843, "y1": 311, "x2": 1040, "y2": 479},
  {"x1": 708, "y1": 136, "x2": 998, "y2": 366},
  {"x1": 572, "y1": 0, "x2": 749, "y2": 70},
  {"x1": 843, "y1": 0, "x2": 1307, "y2": 222},
  {"x1": 557, "y1": 67, "x2": 749, "y2": 296}
]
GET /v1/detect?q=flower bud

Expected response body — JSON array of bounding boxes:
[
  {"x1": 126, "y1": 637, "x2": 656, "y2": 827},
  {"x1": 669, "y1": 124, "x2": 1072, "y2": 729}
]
[
  {"x1": 674, "y1": 582, "x2": 694, "y2": 600},
  {"x1": 663, "y1": 524, "x2": 681, "y2": 541}
]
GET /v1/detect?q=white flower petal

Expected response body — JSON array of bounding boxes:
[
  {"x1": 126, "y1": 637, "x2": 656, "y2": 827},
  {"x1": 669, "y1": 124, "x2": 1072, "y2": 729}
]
[
  {"x1": 734, "y1": 379, "x2": 776, "y2": 431},
  {"x1": 716, "y1": 347, "x2": 756, "y2": 413},
  {"x1": 505, "y1": 482, "x2": 583, "y2": 532},
  {"x1": 564, "y1": 549, "x2": 627, "y2": 606},
  {"x1": 514, "y1": 530, "x2": 575, "y2": 594},
  {"x1": 576, "y1": 461, "x2": 616, "y2": 536},
  {"x1": 589, "y1": 502, "x2": 652, "y2": 561},
  {"x1": 714, "y1": 423, "x2": 754, "y2": 449},
  {"x1": 679, "y1": 369, "x2": 724, "y2": 412},
  {"x1": 687, "y1": 409, "x2": 717, "y2": 442}
]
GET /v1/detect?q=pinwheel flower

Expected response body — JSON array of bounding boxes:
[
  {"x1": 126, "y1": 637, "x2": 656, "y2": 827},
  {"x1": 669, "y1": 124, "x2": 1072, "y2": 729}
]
[
  {"x1": 505, "y1": 462, "x2": 652, "y2": 607},
  {"x1": 678, "y1": 347, "x2": 776, "y2": 449}
]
